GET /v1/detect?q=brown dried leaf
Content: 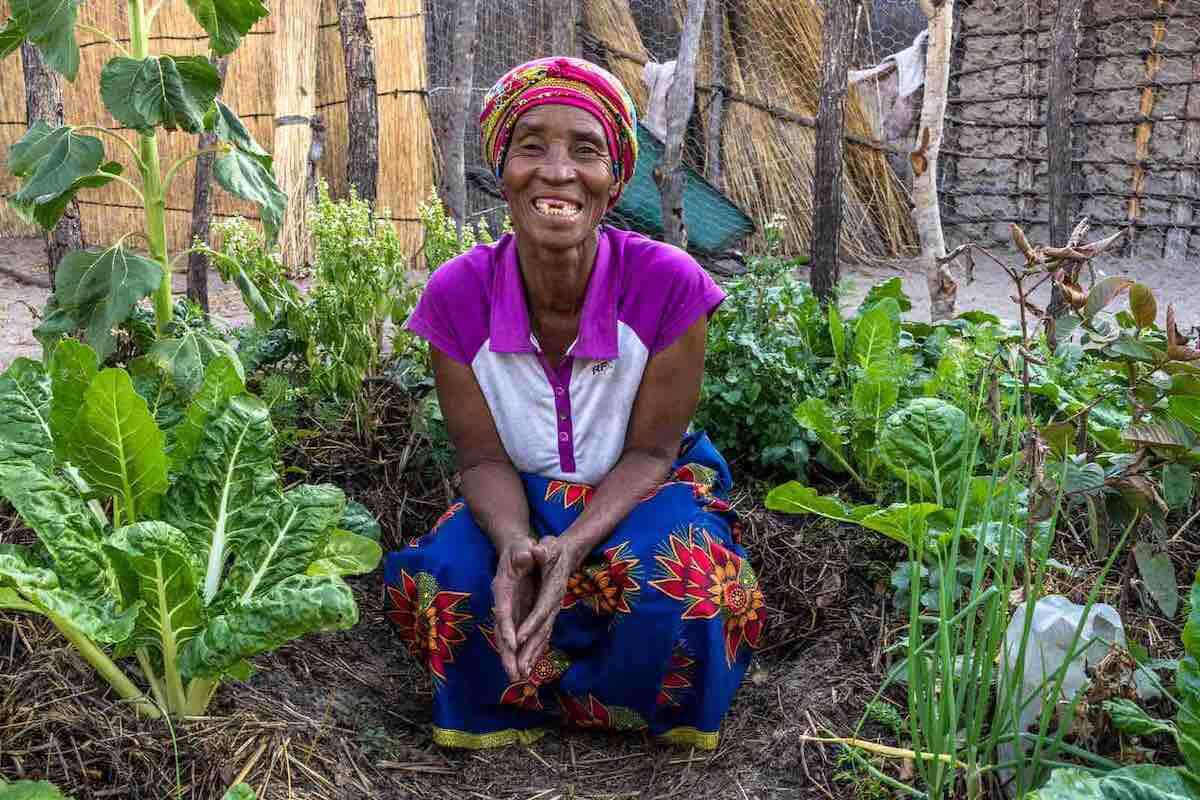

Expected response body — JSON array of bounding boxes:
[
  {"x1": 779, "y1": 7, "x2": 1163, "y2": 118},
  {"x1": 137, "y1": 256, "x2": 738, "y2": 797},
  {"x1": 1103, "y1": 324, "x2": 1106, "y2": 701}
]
[
  {"x1": 1167, "y1": 305, "x2": 1200, "y2": 361},
  {"x1": 1011, "y1": 223, "x2": 1037, "y2": 263},
  {"x1": 1055, "y1": 272, "x2": 1088, "y2": 310},
  {"x1": 910, "y1": 128, "x2": 930, "y2": 178},
  {"x1": 1075, "y1": 228, "x2": 1127, "y2": 259},
  {"x1": 1083, "y1": 277, "x2": 1133, "y2": 321}
]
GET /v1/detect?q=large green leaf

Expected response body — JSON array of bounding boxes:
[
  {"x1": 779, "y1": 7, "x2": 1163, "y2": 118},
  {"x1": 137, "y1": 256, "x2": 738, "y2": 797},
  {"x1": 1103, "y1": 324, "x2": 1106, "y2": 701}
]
[
  {"x1": 213, "y1": 147, "x2": 286, "y2": 242},
  {"x1": 9, "y1": 126, "x2": 102, "y2": 210},
  {"x1": 0, "y1": 463, "x2": 107, "y2": 595},
  {"x1": 71, "y1": 368, "x2": 168, "y2": 523},
  {"x1": 1164, "y1": 464, "x2": 1194, "y2": 511},
  {"x1": 183, "y1": 0, "x2": 269, "y2": 55},
  {"x1": 99, "y1": 55, "x2": 220, "y2": 134},
  {"x1": 1179, "y1": 656, "x2": 1200, "y2": 771},
  {"x1": 0, "y1": 548, "x2": 135, "y2": 644},
  {"x1": 1170, "y1": 397, "x2": 1200, "y2": 434},
  {"x1": 178, "y1": 574, "x2": 357, "y2": 680},
  {"x1": 162, "y1": 394, "x2": 276, "y2": 605},
  {"x1": 48, "y1": 339, "x2": 97, "y2": 462},
  {"x1": 307, "y1": 529, "x2": 384, "y2": 578},
  {"x1": 171, "y1": 356, "x2": 245, "y2": 468},
  {"x1": 9, "y1": 0, "x2": 80, "y2": 80},
  {"x1": 764, "y1": 481, "x2": 875, "y2": 524},
  {"x1": 218, "y1": 484, "x2": 344, "y2": 606},
  {"x1": 51, "y1": 246, "x2": 162, "y2": 359},
  {"x1": 860, "y1": 277, "x2": 912, "y2": 314},
  {"x1": 828, "y1": 303, "x2": 845, "y2": 368},
  {"x1": 879, "y1": 398, "x2": 972, "y2": 505},
  {"x1": 0, "y1": 358, "x2": 53, "y2": 469},
  {"x1": 852, "y1": 298, "x2": 900, "y2": 373},
  {"x1": 148, "y1": 331, "x2": 243, "y2": 399},
  {"x1": 9, "y1": 161, "x2": 123, "y2": 230},
  {"x1": 104, "y1": 522, "x2": 205, "y2": 666},
  {"x1": 220, "y1": 786, "x2": 255, "y2": 800}
]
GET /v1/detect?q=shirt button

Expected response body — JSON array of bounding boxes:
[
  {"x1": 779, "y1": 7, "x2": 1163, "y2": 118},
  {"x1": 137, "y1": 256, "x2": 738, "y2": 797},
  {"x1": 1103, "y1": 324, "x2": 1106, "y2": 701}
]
[
  {"x1": 555, "y1": 386, "x2": 564, "y2": 395},
  {"x1": 559, "y1": 432, "x2": 569, "y2": 442}
]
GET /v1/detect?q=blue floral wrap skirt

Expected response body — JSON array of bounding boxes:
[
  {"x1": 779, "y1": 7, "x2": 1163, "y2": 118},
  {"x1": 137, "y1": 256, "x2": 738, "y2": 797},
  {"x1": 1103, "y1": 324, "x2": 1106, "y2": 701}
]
[{"x1": 382, "y1": 432, "x2": 766, "y2": 749}]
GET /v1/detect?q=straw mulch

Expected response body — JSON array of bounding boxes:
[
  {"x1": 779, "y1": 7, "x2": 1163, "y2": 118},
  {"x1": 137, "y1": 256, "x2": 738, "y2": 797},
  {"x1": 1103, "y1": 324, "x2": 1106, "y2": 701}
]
[{"x1": 584, "y1": 0, "x2": 916, "y2": 260}]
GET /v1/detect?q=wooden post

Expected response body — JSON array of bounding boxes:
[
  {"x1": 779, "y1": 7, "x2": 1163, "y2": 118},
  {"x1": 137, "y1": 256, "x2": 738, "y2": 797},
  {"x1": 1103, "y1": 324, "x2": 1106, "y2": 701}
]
[
  {"x1": 1128, "y1": 0, "x2": 1169, "y2": 256},
  {"x1": 1046, "y1": 0, "x2": 1084, "y2": 247},
  {"x1": 443, "y1": 0, "x2": 479, "y2": 235},
  {"x1": 810, "y1": 0, "x2": 854, "y2": 305},
  {"x1": 1016, "y1": 0, "x2": 1040, "y2": 235},
  {"x1": 187, "y1": 56, "x2": 229, "y2": 314},
  {"x1": 656, "y1": 0, "x2": 707, "y2": 249},
  {"x1": 338, "y1": 0, "x2": 379, "y2": 204},
  {"x1": 915, "y1": 0, "x2": 957, "y2": 322},
  {"x1": 21, "y1": 41, "x2": 81, "y2": 289},
  {"x1": 1045, "y1": 0, "x2": 1084, "y2": 321},
  {"x1": 548, "y1": 0, "x2": 580, "y2": 57},
  {"x1": 704, "y1": 2, "x2": 726, "y2": 187},
  {"x1": 1166, "y1": 56, "x2": 1199, "y2": 260}
]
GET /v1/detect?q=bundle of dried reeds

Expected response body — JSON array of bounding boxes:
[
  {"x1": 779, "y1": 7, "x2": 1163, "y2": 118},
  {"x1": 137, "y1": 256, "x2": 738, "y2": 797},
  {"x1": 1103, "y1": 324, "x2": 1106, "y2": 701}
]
[
  {"x1": 274, "y1": 0, "x2": 320, "y2": 268},
  {"x1": 581, "y1": 0, "x2": 652, "y2": 111}
]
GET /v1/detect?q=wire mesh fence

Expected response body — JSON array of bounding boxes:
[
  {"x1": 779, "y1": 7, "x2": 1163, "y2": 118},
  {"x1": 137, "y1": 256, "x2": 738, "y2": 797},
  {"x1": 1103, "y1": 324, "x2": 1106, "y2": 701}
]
[{"x1": 942, "y1": 0, "x2": 1200, "y2": 260}]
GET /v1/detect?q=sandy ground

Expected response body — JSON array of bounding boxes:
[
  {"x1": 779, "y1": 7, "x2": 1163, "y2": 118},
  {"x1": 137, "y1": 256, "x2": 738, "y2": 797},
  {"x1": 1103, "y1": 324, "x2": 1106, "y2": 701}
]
[{"x1": 2, "y1": 235, "x2": 1198, "y2": 368}]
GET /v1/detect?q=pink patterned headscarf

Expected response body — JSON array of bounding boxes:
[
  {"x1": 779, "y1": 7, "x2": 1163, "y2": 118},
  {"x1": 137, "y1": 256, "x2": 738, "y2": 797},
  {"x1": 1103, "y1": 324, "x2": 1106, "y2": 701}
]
[{"x1": 479, "y1": 57, "x2": 639, "y2": 208}]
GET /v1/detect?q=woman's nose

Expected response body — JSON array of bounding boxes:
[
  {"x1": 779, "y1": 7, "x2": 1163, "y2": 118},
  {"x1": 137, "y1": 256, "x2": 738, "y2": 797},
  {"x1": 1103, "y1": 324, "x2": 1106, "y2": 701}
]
[{"x1": 537, "y1": 147, "x2": 575, "y2": 183}]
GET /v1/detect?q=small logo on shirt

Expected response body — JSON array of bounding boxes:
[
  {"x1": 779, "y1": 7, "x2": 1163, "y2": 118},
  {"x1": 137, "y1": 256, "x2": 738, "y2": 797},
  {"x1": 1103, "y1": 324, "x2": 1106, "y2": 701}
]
[{"x1": 591, "y1": 360, "x2": 612, "y2": 376}]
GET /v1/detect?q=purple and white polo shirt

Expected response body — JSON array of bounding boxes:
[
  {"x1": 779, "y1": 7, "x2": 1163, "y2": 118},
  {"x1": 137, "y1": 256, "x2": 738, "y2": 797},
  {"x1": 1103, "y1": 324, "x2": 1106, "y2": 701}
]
[{"x1": 405, "y1": 226, "x2": 726, "y2": 485}]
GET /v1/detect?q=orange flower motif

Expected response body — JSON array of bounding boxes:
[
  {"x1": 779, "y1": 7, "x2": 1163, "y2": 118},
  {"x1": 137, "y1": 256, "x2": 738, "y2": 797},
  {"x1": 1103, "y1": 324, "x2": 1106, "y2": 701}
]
[
  {"x1": 385, "y1": 570, "x2": 472, "y2": 683},
  {"x1": 561, "y1": 541, "x2": 641, "y2": 615},
  {"x1": 480, "y1": 625, "x2": 570, "y2": 711},
  {"x1": 649, "y1": 527, "x2": 767, "y2": 666},
  {"x1": 559, "y1": 693, "x2": 647, "y2": 731},
  {"x1": 545, "y1": 480, "x2": 593, "y2": 510},
  {"x1": 674, "y1": 462, "x2": 717, "y2": 488},
  {"x1": 408, "y1": 501, "x2": 465, "y2": 548},
  {"x1": 657, "y1": 645, "x2": 695, "y2": 707}
]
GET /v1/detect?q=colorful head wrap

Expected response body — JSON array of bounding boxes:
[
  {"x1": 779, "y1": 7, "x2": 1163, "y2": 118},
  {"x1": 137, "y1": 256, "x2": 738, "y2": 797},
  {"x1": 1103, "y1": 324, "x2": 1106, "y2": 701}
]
[{"x1": 480, "y1": 57, "x2": 639, "y2": 209}]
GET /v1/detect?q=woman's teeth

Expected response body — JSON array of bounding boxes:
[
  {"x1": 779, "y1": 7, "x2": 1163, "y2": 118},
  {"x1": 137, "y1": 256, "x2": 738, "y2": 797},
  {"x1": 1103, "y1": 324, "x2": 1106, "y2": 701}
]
[{"x1": 534, "y1": 199, "x2": 582, "y2": 218}]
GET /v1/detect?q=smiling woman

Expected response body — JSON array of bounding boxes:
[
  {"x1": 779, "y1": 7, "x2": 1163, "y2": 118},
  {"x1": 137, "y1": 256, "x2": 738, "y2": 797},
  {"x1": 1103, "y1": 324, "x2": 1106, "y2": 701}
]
[{"x1": 383, "y1": 57, "x2": 766, "y2": 750}]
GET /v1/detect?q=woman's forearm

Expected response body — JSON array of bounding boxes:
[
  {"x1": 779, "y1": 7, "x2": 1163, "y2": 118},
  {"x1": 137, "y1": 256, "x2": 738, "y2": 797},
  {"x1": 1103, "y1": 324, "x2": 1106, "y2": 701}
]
[
  {"x1": 558, "y1": 448, "x2": 674, "y2": 564},
  {"x1": 459, "y1": 458, "x2": 535, "y2": 553}
]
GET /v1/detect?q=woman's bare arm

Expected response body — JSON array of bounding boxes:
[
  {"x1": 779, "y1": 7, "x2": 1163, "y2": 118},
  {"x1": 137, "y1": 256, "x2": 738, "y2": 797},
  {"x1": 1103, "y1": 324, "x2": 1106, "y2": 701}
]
[{"x1": 431, "y1": 347, "x2": 538, "y2": 680}]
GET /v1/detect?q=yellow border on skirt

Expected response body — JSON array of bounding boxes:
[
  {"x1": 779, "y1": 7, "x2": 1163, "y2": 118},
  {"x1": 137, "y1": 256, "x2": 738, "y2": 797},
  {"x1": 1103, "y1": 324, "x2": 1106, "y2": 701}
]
[
  {"x1": 657, "y1": 727, "x2": 720, "y2": 750},
  {"x1": 432, "y1": 726, "x2": 550, "y2": 749}
]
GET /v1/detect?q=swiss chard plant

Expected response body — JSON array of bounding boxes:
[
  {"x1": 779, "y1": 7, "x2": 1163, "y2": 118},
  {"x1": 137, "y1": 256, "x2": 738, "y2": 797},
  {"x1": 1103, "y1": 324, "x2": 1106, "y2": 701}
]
[
  {"x1": 1, "y1": 0, "x2": 285, "y2": 354},
  {"x1": 0, "y1": 341, "x2": 381, "y2": 720}
]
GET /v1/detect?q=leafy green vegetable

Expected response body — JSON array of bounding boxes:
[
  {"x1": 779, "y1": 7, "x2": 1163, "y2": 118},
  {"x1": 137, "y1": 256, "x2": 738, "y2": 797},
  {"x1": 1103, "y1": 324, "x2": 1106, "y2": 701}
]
[
  {"x1": 0, "y1": 344, "x2": 380, "y2": 721},
  {"x1": 0, "y1": 779, "x2": 76, "y2": 800},
  {"x1": 72, "y1": 368, "x2": 169, "y2": 524},
  {"x1": 851, "y1": 298, "x2": 900, "y2": 373},
  {"x1": 1029, "y1": 766, "x2": 1200, "y2": 800},
  {"x1": 1134, "y1": 542, "x2": 1179, "y2": 618},
  {"x1": 8, "y1": 125, "x2": 103, "y2": 213},
  {"x1": 213, "y1": 147, "x2": 286, "y2": 242},
  {"x1": 148, "y1": 330, "x2": 243, "y2": 397},
  {"x1": 879, "y1": 398, "x2": 973, "y2": 505},
  {"x1": 340, "y1": 500, "x2": 382, "y2": 541}
]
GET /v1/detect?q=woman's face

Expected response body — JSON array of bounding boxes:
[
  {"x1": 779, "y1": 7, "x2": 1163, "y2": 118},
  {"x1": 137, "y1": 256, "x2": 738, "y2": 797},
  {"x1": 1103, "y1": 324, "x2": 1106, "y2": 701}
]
[{"x1": 501, "y1": 104, "x2": 619, "y2": 252}]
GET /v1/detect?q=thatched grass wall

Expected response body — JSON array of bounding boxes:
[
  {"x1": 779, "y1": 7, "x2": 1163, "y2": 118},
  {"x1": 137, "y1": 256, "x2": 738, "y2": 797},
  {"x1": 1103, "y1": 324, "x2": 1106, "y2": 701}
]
[{"x1": 0, "y1": 0, "x2": 433, "y2": 257}]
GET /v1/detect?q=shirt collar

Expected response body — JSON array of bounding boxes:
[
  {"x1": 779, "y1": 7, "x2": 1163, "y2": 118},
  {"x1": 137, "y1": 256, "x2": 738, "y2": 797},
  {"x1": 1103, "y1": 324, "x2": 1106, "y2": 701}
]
[{"x1": 488, "y1": 229, "x2": 620, "y2": 360}]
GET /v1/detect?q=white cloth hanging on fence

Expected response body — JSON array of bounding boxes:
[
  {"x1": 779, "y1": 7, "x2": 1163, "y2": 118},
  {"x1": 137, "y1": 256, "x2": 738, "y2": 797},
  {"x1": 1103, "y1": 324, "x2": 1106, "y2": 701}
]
[
  {"x1": 849, "y1": 28, "x2": 929, "y2": 98},
  {"x1": 641, "y1": 60, "x2": 677, "y2": 141}
]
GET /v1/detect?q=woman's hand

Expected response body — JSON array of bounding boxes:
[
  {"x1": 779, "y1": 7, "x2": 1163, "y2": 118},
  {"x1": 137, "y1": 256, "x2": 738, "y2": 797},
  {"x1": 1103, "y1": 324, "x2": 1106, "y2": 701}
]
[
  {"x1": 514, "y1": 536, "x2": 584, "y2": 678},
  {"x1": 492, "y1": 540, "x2": 539, "y2": 682}
]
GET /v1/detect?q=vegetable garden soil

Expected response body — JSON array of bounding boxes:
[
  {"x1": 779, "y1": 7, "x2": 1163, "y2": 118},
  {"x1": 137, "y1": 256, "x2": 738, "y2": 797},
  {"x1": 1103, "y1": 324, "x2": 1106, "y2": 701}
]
[{"x1": 5, "y1": 235, "x2": 1200, "y2": 369}]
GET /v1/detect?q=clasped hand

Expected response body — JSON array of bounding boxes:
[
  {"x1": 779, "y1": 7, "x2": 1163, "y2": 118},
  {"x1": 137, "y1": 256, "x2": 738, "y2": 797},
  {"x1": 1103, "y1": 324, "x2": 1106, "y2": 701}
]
[{"x1": 491, "y1": 535, "x2": 579, "y2": 682}]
